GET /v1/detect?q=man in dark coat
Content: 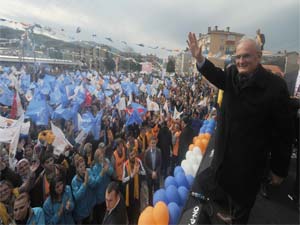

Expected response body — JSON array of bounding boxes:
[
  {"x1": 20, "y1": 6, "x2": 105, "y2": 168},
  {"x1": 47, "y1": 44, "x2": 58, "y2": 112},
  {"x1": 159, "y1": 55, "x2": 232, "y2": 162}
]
[
  {"x1": 157, "y1": 121, "x2": 173, "y2": 178},
  {"x1": 187, "y1": 33, "x2": 293, "y2": 224},
  {"x1": 102, "y1": 181, "x2": 128, "y2": 225},
  {"x1": 178, "y1": 116, "x2": 195, "y2": 163},
  {"x1": 143, "y1": 137, "x2": 162, "y2": 205}
]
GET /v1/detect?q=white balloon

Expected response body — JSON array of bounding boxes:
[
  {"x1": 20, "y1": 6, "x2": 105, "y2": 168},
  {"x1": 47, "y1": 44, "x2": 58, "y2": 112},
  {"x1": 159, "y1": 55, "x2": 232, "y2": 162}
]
[
  {"x1": 192, "y1": 164, "x2": 199, "y2": 176},
  {"x1": 185, "y1": 150, "x2": 194, "y2": 160},
  {"x1": 188, "y1": 155, "x2": 198, "y2": 165},
  {"x1": 181, "y1": 159, "x2": 193, "y2": 176},
  {"x1": 196, "y1": 155, "x2": 203, "y2": 165},
  {"x1": 192, "y1": 146, "x2": 201, "y2": 156}
]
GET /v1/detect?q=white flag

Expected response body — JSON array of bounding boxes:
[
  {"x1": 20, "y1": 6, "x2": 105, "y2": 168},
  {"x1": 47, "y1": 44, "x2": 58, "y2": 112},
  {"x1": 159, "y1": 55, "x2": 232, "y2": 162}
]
[
  {"x1": 147, "y1": 97, "x2": 160, "y2": 111},
  {"x1": 117, "y1": 97, "x2": 126, "y2": 110},
  {"x1": 9, "y1": 114, "x2": 24, "y2": 168},
  {"x1": 163, "y1": 101, "x2": 169, "y2": 114},
  {"x1": 16, "y1": 92, "x2": 24, "y2": 117},
  {"x1": 173, "y1": 107, "x2": 183, "y2": 119},
  {"x1": 51, "y1": 122, "x2": 73, "y2": 156},
  {"x1": 75, "y1": 130, "x2": 88, "y2": 144}
]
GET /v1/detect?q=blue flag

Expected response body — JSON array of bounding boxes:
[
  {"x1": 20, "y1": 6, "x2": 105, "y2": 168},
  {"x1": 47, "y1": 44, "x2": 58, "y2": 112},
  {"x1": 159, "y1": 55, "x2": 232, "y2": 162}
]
[
  {"x1": 26, "y1": 98, "x2": 49, "y2": 126},
  {"x1": 0, "y1": 83, "x2": 13, "y2": 106},
  {"x1": 92, "y1": 110, "x2": 103, "y2": 140},
  {"x1": 126, "y1": 110, "x2": 143, "y2": 126},
  {"x1": 112, "y1": 95, "x2": 120, "y2": 105}
]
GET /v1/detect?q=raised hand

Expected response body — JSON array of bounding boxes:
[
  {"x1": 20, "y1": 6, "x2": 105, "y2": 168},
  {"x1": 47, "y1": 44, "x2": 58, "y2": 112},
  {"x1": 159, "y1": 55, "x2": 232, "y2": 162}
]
[{"x1": 187, "y1": 32, "x2": 204, "y2": 63}]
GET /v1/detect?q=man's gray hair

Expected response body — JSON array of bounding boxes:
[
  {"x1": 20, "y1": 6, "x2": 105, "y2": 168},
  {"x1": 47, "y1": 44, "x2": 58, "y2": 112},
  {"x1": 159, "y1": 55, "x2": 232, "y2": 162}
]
[{"x1": 237, "y1": 37, "x2": 261, "y2": 52}]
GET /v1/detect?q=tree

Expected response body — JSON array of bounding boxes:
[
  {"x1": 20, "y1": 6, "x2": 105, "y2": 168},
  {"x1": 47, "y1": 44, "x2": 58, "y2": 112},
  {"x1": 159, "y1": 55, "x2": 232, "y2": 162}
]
[{"x1": 166, "y1": 58, "x2": 175, "y2": 73}]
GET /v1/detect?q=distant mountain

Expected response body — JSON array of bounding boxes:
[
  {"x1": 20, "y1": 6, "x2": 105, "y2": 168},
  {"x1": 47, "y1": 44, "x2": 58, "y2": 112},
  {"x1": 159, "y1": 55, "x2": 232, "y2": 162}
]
[{"x1": 0, "y1": 25, "x2": 121, "y2": 53}]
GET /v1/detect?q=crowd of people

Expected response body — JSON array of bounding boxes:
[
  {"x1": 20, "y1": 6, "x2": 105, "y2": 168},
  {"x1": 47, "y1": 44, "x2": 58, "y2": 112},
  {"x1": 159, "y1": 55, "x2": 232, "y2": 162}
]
[{"x1": 0, "y1": 63, "x2": 218, "y2": 225}]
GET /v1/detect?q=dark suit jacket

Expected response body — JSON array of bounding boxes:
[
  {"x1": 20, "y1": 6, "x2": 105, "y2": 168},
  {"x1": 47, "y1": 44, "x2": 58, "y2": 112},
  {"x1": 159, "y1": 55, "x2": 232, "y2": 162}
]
[
  {"x1": 285, "y1": 69, "x2": 299, "y2": 96},
  {"x1": 102, "y1": 196, "x2": 128, "y2": 225},
  {"x1": 178, "y1": 125, "x2": 195, "y2": 163},
  {"x1": 143, "y1": 148, "x2": 162, "y2": 176},
  {"x1": 198, "y1": 59, "x2": 293, "y2": 206},
  {"x1": 157, "y1": 126, "x2": 173, "y2": 160}
]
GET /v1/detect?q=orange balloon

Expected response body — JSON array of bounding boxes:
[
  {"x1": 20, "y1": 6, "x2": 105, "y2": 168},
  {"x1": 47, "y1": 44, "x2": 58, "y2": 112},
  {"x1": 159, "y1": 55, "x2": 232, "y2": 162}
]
[
  {"x1": 189, "y1": 144, "x2": 194, "y2": 151},
  {"x1": 198, "y1": 134, "x2": 205, "y2": 139},
  {"x1": 199, "y1": 138, "x2": 209, "y2": 154},
  {"x1": 194, "y1": 138, "x2": 202, "y2": 147},
  {"x1": 153, "y1": 201, "x2": 169, "y2": 225},
  {"x1": 203, "y1": 133, "x2": 211, "y2": 140},
  {"x1": 138, "y1": 207, "x2": 156, "y2": 225},
  {"x1": 193, "y1": 136, "x2": 198, "y2": 143}
]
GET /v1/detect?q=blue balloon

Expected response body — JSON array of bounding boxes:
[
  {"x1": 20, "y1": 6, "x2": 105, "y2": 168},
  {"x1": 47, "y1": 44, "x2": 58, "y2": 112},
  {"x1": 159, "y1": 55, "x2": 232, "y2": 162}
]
[
  {"x1": 207, "y1": 123, "x2": 215, "y2": 129},
  {"x1": 153, "y1": 189, "x2": 168, "y2": 205},
  {"x1": 166, "y1": 185, "x2": 181, "y2": 205},
  {"x1": 174, "y1": 166, "x2": 184, "y2": 177},
  {"x1": 168, "y1": 202, "x2": 181, "y2": 225},
  {"x1": 186, "y1": 175, "x2": 194, "y2": 188},
  {"x1": 205, "y1": 127, "x2": 214, "y2": 134},
  {"x1": 175, "y1": 172, "x2": 189, "y2": 189},
  {"x1": 199, "y1": 127, "x2": 206, "y2": 134},
  {"x1": 164, "y1": 176, "x2": 178, "y2": 189},
  {"x1": 178, "y1": 186, "x2": 189, "y2": 205}
]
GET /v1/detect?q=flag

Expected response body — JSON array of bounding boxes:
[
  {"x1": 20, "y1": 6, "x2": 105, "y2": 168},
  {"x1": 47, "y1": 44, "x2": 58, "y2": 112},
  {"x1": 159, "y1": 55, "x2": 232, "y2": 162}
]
[
  {"x1": 128, "y1": 102, "x2": 147, "y2": 115},
  {"x1": 146, "y1": 98, "x2": 160, "y2": 111},
  {"x1": 91, "y1": 110, "x2": 103, "y2": 140},
  {"x1": 125, "y1": 110, "x2": 143, "y2": 126},
  {"x1": 163, "y1": 101, "x2": 169, "y2": 114},
  {"x1": 173, "y1": 107, "x2": 183, "y2": 119},
  {"x1": 0, "y1": 83, "x2": 14, "y2": 106},
  {"x1": 116, "y1": 97, "x2": 126, "y2": 110},
  {"x1": 51, "y1": 122, "x2": 73, "y2": 156},
  {"x1": 76, "y1": 27, "x2": 81, "y2": 33},
  {"x1": 112, "y1": 95, "x2": 120, "y2": 106},
  {"x1": 80, "y1": 112, "x2": 95, "y2": 133},
  {"x1": 26, "y1": 98, "x2": 49, "y2": 126},
  {"x1": 10, "y1": 92, "x2": 17, "y2": 119},
  {"x1": 9, "y1": 114, "x2": 24, "y2": 167},
  {"x1": 105, "y1": 37, "x2": 113, "y2": 42},
  {"x1": 52, "y1": 105, "x2": 73, "y2": 121},
  {"x1": 75, "y1": 130, "x2": 88, "y2": 144}
]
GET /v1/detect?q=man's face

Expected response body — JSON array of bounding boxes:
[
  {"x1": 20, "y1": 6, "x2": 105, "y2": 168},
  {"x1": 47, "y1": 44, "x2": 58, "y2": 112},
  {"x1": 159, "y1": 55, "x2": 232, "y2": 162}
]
[
  {"x1": 14, "y1": 198, "x2": 30, "y2": 221},
  {"x1": 235, "y1": 41, "x2": 261, "y2": 75},
  {"x1": 24, "y1": 147, "x2": 33, "y2": 159},
  {"x1": 150, "y1": 140, "x2": 156, "y2": 149},
  {"x1": 42, "y1": 157, "x2": 55, "y2": 172},
  {"x1": 17, "y1": 161, "x2": 30, "y2": 177},
  {"x1": 105, "y1": 190, "x2": 118, "y2": 211},
  {"x1": 0, "y1": 183, "x2": 11, "y2": 202}
]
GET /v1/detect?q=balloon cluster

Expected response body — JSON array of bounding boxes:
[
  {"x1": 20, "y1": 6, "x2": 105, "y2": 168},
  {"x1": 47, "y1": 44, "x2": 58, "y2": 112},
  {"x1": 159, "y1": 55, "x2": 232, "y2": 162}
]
[
  {"x1": 138, "y1": 119, "x2": 215, "y2": 225},
  {"x1": 141, "y1": 167, "x2": 194, "y2": 225}
]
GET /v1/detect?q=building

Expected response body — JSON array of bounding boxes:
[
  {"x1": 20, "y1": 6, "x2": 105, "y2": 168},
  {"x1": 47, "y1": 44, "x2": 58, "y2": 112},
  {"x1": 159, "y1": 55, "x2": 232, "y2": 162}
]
[
  {"x1": 197, "y1": 26, "x2": 244, "y2": 68},
  {"x1": 175, "y1": 50, "x2": 193, "y2": 75}
]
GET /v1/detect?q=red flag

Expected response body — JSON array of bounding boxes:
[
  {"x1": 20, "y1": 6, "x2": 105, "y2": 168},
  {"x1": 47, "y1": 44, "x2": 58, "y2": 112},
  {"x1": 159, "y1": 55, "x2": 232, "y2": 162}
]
[
  {"x1": 84, "y1": 90, "x2": 92, "y2": 107},
  {"x1": 10, "y1": 92, "x2": 17, "y2": 119}
]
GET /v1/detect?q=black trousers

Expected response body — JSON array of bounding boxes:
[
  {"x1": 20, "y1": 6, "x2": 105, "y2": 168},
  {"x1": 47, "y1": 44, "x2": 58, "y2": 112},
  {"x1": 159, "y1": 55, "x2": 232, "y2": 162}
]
[
  {"x1": 127, "y1": 199, "x2": 140, "y2": 225},
  {"x1": 147, "y1": 176, "x2": 160, "y2": 205}
]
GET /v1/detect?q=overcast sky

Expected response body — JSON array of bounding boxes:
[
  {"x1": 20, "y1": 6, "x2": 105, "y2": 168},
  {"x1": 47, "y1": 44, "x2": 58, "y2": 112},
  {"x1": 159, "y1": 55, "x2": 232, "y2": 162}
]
[{"x1": 0, "y1": 0, "x2": 299, "y2": 58}]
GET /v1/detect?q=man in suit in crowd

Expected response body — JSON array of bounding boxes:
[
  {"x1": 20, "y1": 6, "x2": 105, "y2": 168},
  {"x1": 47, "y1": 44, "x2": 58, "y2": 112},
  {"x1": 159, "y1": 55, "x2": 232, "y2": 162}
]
[
  {"x1": 187, "y1": 33, "x2": 293, "y2": 224},
  {"x1": 143, "y1": 136, "x2": 162, "y2": 205},
  {"x1": 102, "y1": 181, "x2": 128, "y2": 225}
]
